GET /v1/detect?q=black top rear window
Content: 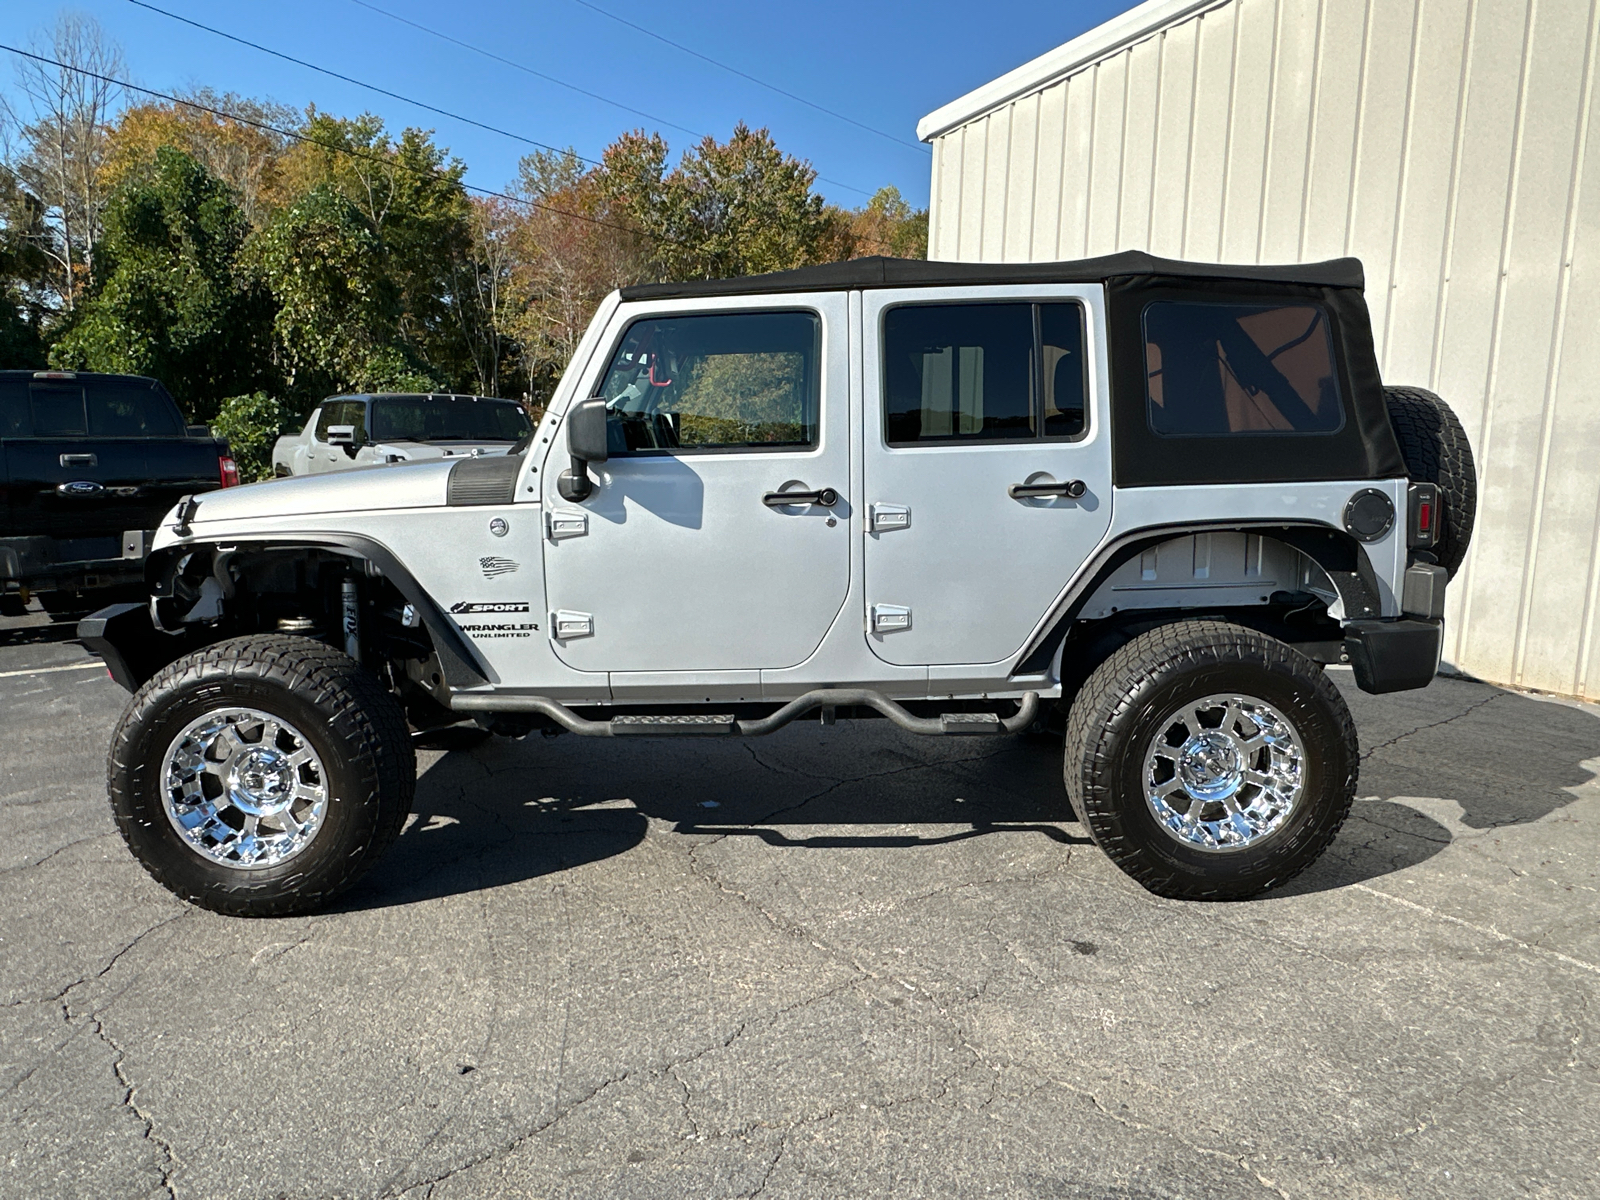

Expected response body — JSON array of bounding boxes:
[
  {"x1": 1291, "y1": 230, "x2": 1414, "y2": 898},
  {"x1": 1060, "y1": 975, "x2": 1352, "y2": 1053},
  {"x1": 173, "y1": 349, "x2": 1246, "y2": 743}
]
[
  {"x1": 370, "y1": 395, "x2": 531, "y2": 442},
  {"x1": 1142, "y1": 302, "x2": 1343, "y2": 436}
]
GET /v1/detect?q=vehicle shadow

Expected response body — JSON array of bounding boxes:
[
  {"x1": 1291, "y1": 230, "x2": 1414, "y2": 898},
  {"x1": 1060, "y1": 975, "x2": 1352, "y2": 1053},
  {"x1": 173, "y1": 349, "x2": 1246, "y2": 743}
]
[
  {"x1": 336, "y1": 726, "x2": 1088, "y2": 910},
  {"x1": 1280, "y1": 680, "x2": 1600, "y2": 895},
  {"x1": 0, "y1": 620, "x2": 80, "y2": 648},
  {"x1": 337, "y1": 681, "x2": 1599, "y2": 909}
]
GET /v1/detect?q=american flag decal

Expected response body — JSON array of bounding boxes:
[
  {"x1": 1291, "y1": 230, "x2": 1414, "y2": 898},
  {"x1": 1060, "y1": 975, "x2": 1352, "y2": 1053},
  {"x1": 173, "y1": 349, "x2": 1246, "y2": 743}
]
[{"x1": 479, "y1": 556, "x2": 519, "y2": 578}]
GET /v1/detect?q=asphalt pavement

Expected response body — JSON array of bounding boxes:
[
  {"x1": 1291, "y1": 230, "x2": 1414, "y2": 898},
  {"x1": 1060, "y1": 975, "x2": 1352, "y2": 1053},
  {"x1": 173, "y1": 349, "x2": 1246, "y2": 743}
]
[{"x1": 1, "y1": 608, "x2": 1597, "y2": 1200}]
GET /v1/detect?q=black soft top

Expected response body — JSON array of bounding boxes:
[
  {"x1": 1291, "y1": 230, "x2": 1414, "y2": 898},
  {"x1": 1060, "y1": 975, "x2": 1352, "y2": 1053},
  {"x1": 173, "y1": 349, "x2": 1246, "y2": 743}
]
[{"x1": 618, "y1": 252, "x2": 1365, "y2": 301}]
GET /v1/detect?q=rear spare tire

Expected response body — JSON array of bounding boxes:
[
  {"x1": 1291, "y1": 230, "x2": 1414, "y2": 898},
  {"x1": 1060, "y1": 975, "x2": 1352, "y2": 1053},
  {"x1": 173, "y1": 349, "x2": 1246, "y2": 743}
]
[
  {"x1": 107, "y1": 634, "x2": 415, "y2": 917},
  {"x1": 1383, "y1": 386, "x2": 1477, "y2": 578},
  {"x1": 1065, "y1": 621, "x2": 1357, "y2": 900}
]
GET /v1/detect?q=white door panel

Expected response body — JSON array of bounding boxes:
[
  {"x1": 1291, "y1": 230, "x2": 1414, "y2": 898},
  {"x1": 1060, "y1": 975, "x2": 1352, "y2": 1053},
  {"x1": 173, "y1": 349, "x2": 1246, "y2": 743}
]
[
  {"x1": 861, "y1": 285, "x2": 1115, "y2": 667},
  {"x1": 541, "y1": 293, "x2": 851, "y2": 674}
]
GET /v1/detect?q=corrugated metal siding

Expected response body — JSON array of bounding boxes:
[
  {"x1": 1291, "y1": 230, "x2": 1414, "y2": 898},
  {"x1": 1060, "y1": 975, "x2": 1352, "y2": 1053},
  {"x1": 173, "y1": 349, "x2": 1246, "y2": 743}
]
[{"x1": 928, "y1": 0, "x2": 1600, "y2": 699}]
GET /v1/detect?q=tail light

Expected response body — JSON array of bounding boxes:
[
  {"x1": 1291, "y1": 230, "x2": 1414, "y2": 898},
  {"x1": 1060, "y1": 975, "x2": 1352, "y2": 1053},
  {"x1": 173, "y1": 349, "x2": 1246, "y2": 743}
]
[
  {"x1": 1407, "y1": 482, "x2": 1439, "y2": 548},
  {"x1": 219, "y1": 456, "x2": 240, "y2": 487}
]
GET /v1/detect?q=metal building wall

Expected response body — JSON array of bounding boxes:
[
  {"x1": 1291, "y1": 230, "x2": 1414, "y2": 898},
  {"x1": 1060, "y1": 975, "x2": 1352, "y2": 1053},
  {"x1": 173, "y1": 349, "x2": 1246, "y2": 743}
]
[{"x1": 927, "y1": 0, "x2": 1600, "y2": 699}]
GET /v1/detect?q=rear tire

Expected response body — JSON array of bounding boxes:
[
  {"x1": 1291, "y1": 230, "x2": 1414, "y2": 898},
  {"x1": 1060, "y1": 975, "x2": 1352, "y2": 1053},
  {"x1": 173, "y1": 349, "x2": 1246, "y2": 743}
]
[
  {"x1": 108, "y1": 634, "x2": 415, "y2": 917},
  {"x1": 1384, "y1": 385, "x2": 1477, "y2": 578},
  {"x1": 1065, "y1": 621, "x2": 1357, "y2": 900}
]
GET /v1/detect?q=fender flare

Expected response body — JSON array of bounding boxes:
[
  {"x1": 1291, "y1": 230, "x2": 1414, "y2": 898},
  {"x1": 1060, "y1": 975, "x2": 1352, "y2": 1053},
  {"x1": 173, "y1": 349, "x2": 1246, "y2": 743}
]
[
  {"x1": 146, "y1": 533, "x2": 491, "y2": 689},
  {"x1": 1011, "y1": 520, "x2": 1385, "y2": 676}
]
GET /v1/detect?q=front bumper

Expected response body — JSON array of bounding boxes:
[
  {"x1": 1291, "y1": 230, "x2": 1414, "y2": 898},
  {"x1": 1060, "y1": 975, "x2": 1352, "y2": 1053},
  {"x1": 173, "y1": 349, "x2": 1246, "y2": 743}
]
[{"x1": 1343, "y1": 618, "x2": 1444, "y2": 694}]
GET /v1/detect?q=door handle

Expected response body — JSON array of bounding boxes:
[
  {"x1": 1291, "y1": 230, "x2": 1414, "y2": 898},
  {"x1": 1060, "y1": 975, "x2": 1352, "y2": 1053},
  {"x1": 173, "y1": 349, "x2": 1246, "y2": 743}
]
[
  {"x1": 1009, "y1": 479, "x2": 1086, "y2": 500},
  {"x1": 60, "y1": 453, "x2": 96, "y2": 467},
  {"x1": 763, "y1": 487, "x2": 838, "y2": 508}
]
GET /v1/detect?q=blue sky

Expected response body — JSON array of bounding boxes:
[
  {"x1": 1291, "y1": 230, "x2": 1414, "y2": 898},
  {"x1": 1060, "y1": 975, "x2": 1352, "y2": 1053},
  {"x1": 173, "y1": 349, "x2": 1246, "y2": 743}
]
[{"x1": 0, "y1": 1, "x2": 1135, "y2": 209}]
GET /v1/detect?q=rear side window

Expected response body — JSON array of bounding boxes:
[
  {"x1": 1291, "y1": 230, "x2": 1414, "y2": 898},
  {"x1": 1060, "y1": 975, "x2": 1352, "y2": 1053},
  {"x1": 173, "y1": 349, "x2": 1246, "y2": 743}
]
[
  {"x1": 0, "y1": 380, "x2": 26, "y2": 436},
  {"x1": 1143, "y1": 302, "x2": 1343, "y2": 436},
  {"x1": 882, "y1": 302, "x2": 1087, "y2": 445},
  {"x1": 597, "y1": 311, "x2": 819, "y2": 453},
  {"x1": 86, "y1": 379, "x2": 184, "y2": 437},
  {"x1": 370, "y1": 395, "x2": 530, "y2": 442}
]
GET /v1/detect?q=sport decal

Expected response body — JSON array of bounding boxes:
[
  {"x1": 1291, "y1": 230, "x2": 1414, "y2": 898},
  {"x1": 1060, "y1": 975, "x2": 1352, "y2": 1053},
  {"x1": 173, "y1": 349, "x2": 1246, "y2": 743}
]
[{"x1": 450, "y1": 601, "x2": 531, "y2": 614}]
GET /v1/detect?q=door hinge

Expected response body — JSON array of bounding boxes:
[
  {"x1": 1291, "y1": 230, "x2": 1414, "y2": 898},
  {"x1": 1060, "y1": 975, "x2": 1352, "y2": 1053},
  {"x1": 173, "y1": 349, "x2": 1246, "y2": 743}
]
[
  {"x1": 870, "y1": 603, "x2": 912, "y2": 633},
  {"x1": 552, "y1": 609, "x2": 594, "y2": 639},
  {"x1": 870, "y1": 503, "x2": 910, "y2": 532},
  {"x1": 546, "y1": 510, "x2": 588, "y2": 541}
]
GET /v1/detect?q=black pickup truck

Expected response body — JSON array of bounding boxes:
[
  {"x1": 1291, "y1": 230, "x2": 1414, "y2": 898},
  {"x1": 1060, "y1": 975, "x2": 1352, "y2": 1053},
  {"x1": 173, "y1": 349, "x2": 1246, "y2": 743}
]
[{"x1": 1, "y1": 370, "x2": 237, "y2": 615}]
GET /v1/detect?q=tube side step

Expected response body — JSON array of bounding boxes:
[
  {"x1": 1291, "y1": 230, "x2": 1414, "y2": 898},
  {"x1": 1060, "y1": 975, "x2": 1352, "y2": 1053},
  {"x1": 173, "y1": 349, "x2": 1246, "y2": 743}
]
[{"x1": 611, "y1": 714, "x2": 737, "y2": 736}]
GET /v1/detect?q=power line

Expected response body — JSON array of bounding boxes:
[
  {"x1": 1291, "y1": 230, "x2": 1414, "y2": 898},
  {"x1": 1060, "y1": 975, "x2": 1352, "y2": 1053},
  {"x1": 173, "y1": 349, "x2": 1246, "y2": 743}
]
[
  {"x1": 344, "y1": 0, "x2": 875, "y2": 199},
  {"x1": 127, "y1": 0, "x2": 602, "y2": 166},
  {"x1": 0, "y1": 43, "x2": 683, "y2": 247},
  {"x1": 568, "y1": 0, "x2": 929, "y2": 157},
  {"x1": 345, "y1": 0, "x2": 701, "y2": 140}
]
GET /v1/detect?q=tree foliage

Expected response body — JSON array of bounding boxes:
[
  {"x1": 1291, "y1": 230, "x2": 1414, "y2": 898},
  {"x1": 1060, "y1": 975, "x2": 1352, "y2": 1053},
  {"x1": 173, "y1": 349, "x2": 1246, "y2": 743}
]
[
  {"x1": 0, "y1": 14, "x2": 929, "y2": 413},
  {"x1": 212, "y1": 390, "x2": 293, "y2": 483},
  {"x1": 49, "y1": 146, "x2": 273, "y2": 420}
]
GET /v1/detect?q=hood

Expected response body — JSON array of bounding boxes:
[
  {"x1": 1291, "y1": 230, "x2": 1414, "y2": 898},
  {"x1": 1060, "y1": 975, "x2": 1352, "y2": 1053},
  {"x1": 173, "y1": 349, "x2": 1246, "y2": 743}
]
[
  {"x1": 182, "y1": 458, "x2": 457, "y2": 525},
  {"x1": 367, "y1": 440, "x2": 517, "y2": 461}
]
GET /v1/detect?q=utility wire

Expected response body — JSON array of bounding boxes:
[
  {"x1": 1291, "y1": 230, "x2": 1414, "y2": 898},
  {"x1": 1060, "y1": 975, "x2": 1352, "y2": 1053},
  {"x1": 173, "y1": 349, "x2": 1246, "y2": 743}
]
[
  {"x1": 131, "y1": 0, "x2": 876, "y2": 198},
  {"x1": 127, "y1": 0, "x2": 603, "y2": 166},
  {"x1": 0, "y1": 43, "x2": 687, "y2": 247},
  {"x1": 345, "y1": 0, "x2": 702, "y2": 139},
  {"x1": 569, "y1": 0, "x2": 929, "y2": 156},
  {"x1": 343, "y1": 0, "x2": 874, "y2": 198}
]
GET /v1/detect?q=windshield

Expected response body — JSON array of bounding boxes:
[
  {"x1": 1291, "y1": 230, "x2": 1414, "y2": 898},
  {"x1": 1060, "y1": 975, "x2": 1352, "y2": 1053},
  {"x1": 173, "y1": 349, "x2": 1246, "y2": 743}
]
[{"x1": 369, "y1": 395, "x2": 531, "y2": 442}]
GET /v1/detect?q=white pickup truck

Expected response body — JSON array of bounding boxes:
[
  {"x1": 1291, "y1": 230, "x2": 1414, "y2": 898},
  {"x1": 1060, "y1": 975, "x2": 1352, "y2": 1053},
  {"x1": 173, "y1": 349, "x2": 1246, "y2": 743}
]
[
  {"x1": 271, "y1": 392, "x2": 531, "y2": 476},
  {"x1": 81, "y1": 252, "x2": 1475, "y2": 917}
]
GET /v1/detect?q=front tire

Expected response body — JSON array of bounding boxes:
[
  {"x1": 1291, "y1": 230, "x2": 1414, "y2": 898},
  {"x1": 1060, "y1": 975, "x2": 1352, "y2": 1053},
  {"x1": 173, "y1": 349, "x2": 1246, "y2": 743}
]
[
  {"x1": 1065, "y1": 621, "x2": 1357, "y2": 900},
  {"x1": 108, "y1": 635, "x2": 415, "y2": 917}
]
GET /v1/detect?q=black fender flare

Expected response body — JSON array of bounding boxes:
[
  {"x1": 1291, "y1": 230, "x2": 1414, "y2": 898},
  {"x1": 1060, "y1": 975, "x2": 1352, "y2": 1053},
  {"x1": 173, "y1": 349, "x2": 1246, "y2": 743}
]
[
  {"x1": 142, "y1": 533, "x2": 491, "y2": 690},
  {"x1": 1011, "y1": 520, "x2": 1386, "y2": 676}
]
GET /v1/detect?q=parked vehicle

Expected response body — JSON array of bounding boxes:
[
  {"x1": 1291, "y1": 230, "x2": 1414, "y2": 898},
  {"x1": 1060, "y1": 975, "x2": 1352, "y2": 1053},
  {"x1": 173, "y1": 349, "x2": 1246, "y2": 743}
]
[
  {"x1": 0, "y1": 370, "x2": 236, "y2": 616},
  {"x1": 271, "y1": 393, "x2": 532, "y2": 477},
  {"x1": 81, "y1": 252, "x2": 1475, "y2": 916}
]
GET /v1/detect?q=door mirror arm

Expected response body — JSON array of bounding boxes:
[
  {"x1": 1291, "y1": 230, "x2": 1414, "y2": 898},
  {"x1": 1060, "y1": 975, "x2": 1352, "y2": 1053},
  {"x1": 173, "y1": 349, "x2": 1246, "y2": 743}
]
[{"x1": 557, "y1": 398, "x2": 609, "y2": 502}]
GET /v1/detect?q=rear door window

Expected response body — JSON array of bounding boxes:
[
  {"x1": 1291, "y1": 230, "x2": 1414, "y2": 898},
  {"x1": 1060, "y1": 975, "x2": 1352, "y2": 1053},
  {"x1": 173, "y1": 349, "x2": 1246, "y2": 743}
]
[
  {"x1": 882, "y1": 302, "x2": 1087, "y2": 445},
  {"x1": 1142, "y1": 302, "x2": 1343, "y2": 436},
  {"x1": 0, "y1": 379, "x2": 27, "y2": 436}
]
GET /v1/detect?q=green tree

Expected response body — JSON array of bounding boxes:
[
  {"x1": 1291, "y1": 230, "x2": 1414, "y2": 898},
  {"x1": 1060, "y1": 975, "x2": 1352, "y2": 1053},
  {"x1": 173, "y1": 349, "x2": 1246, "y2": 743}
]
[
  {"x1": 48, "y1": 146, "x2": 273, "y2": 419},
  {"x1": 211, "y1": 390, "x2": 292, "y2": 482}
]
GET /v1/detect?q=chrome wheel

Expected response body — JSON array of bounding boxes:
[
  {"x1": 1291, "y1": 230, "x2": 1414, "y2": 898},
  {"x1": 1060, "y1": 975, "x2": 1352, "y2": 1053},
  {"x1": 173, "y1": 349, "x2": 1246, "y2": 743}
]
[
  {"x1": 1142, "y1": 693, "x2": 1305, "y2": 853},
  {"x1": 160, "y1": 708, "x2": 330, "y2": 869}
]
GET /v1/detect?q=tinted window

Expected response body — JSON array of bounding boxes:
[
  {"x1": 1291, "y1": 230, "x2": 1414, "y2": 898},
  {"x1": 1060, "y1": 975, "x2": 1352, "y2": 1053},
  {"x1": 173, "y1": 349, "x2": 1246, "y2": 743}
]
[
  {"x1": 884, "y1": 304, "x2": 1033, "y2": 443},
  {"x1": 0, "y1": 380, "x2": 26, "y2": 436},
  {"x1": 883, "y1": 302, "x2": 1087, "y2": 445},
  {"x1": 1143, "y1": 302, "x2": 1343, "y2": 436},
  {"x1": 86, "y1": 379, "x2": 184, "y2": 437},
  {"x1": 598, "y1": 312, "x2": 819, "y2": 453},
  {"x1": 1041, "y1": 304, "x2": 1087, "y2": 438},
  {"x1": 370, "y1": 395, "x2": 530, "y2": 442},
  {"x1": 316, "y1": 400, "x2": 367, "y2": 442},
  {"x1": 30, "y1": 384, "x2": 87, "y2": 436}
]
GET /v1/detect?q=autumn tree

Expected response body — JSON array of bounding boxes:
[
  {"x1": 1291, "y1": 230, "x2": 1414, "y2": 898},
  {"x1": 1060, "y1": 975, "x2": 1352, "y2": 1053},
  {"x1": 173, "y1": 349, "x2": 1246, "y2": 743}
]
[{"x1": 2, "y1": 13, "x2": 123, "y2": 310}]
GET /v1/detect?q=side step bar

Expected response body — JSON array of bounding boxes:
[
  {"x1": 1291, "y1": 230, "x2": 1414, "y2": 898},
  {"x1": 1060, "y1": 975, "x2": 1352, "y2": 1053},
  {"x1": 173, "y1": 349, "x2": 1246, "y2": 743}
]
[{"x1": 449, "y1": 688, "x2": 1040, "y2": 739}]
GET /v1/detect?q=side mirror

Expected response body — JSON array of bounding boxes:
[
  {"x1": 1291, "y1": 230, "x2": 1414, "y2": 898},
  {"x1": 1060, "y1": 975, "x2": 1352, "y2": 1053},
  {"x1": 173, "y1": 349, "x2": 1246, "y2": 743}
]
[
  {"x1": 557, "y1": 398, "x2": 609, "y2": 502},
  {"x1": 326, "y1": 424, "x2": 358, "y2": 447}
]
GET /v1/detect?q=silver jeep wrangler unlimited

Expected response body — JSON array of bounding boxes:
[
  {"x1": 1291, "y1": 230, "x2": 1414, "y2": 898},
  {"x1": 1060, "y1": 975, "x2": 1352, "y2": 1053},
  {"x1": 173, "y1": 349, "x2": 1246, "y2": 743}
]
[{"x1": 81, "y1": 252, "x2": 1476, "y2": 916}]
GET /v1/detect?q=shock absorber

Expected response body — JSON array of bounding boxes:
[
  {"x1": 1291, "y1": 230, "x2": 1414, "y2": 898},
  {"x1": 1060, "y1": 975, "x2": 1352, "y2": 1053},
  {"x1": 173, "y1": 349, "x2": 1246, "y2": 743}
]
[{"x1": 340, "y1": 575, "x2": 361, "y2": 663}]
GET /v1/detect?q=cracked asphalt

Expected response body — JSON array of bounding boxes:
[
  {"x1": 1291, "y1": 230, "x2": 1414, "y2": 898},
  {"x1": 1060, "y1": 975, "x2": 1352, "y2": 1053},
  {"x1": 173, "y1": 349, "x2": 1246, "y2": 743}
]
[{"x1": 2, "y1": 609, "x2": 1598, "y2": 1200}]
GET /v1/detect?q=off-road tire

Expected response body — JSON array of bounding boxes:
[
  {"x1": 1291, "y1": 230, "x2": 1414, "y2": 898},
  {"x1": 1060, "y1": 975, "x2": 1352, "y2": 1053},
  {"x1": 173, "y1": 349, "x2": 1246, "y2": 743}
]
[
  {"x1": 1384, "y1": 386, "x2": 1477, "y2": 578},
  {"x1": 1065, "y1": 621, "x2": 1357, "y2": 900},
  {"x1": 108, "y1": 634, "x2": 415, "y2": 917}
]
